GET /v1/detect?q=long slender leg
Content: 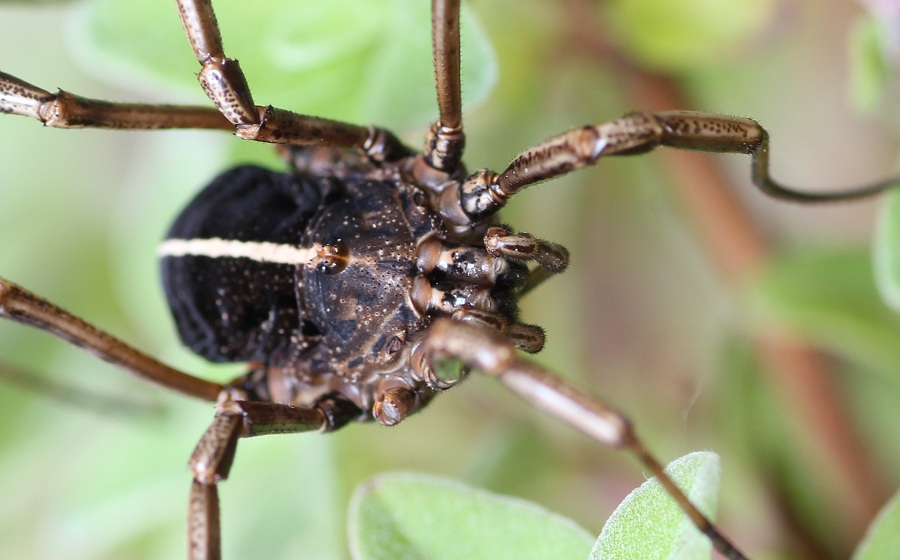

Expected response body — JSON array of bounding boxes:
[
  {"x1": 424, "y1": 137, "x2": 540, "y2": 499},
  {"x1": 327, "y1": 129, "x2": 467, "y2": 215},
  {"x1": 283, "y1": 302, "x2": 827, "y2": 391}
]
[
  {"x1": 172, "y1": 0, "x2": 408, "y2": 160},
  {"x1": 419, "y1": 319, "x2": 748, "y2": 560},
  {"x1": 1, "y1": 66, "x2": 408, "y2": 159},
  {"x1": 187, "y1": 394, "x2": 360, "y2": 560},
  {"x1": 424, "y1": 0, "x2": 465, "y2": 172},
  {"x1": 1, "y1": 36, "x2": 409, "y2": 159},
  {"x1": 0, "y1": 71, "x2": 232, "y2": 130},
  {"x1": 0, "y1": 277, "x2": 222, "y2": 401},
  {"x1": 448, "y1": 111, "x2": 900, "y2": 222}
]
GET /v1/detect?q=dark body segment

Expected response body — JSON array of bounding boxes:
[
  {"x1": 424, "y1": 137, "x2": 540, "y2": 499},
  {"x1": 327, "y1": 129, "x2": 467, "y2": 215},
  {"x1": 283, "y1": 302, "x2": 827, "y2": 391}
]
[
  {"x1": 160, "y1": 160, "x2": 444, "y2": 392},
  {"x1": 300, "y1": 176, "x2": 437, "y2": 377},
  {"x1": 161, "y1": 166, "x2": 336, "y2": 364}
]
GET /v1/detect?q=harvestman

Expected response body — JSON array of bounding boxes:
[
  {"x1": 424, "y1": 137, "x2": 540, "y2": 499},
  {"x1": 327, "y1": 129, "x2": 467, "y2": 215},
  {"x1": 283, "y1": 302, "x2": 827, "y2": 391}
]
[{"x1": 0, "y1": 1, "x2": 896, "y2": 558}]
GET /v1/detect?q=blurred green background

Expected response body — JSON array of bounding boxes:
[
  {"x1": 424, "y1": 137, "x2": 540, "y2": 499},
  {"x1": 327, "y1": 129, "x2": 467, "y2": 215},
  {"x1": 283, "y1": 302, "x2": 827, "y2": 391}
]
[{"x1": 1, "y1": 0, "x2": 899, "y2": 558}]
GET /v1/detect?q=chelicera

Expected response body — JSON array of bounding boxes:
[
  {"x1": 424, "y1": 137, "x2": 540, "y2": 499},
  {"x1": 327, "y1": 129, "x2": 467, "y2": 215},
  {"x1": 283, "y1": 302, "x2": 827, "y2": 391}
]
[{"x1": 0, "y1": 1, "x2": 896, "y2": 559}]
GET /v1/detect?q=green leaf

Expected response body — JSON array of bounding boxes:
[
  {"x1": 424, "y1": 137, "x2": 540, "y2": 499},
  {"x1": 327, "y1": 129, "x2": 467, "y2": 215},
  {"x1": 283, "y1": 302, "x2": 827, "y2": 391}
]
[
  {"x1": 349, "y1": 472, "x2": 593, "y2": 560},
  {"x1": 590, "y1": 452, "x2": 720, "y2": 560},
  {"x1": 748, "y1": 248, "x2": 900, "y2": 380},
  {"x1": 604, "y1": 0, "x2": 777, "y2": 70},
  {"x1": 69, "y1": 0, "x2": 496, "y2": 130},
  {"x1": 874, "y1": 189, "x2": 900, "y2": 313},
  {"x1": 852, "y1": 487, "x2": 900, "y2": 560}
]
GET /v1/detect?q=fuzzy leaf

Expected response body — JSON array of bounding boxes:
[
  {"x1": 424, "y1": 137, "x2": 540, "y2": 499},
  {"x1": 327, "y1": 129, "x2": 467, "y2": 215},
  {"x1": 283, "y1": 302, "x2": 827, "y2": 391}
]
[
  {"x1": 590, "y1": 452, "x2": 720, "y2": 560},
  {"x1": 349, "y1": 472, "x2": 593, "y2": 560}
]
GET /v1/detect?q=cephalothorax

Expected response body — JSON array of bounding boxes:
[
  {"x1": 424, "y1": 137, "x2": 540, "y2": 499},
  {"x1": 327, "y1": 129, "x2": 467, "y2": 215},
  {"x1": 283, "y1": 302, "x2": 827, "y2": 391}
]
[
  {"x1": 157, "y1": 147, "x2": 535, "y2": 425},
  {"x1": 0, "y1": 1, "x2": 896, "y2": 559}
]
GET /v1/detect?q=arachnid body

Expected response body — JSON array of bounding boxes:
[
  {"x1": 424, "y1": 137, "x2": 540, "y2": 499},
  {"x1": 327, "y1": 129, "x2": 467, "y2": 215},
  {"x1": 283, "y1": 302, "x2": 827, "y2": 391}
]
[{"x1": 1, "y1": 1, "x2": 899, "y2": 559}]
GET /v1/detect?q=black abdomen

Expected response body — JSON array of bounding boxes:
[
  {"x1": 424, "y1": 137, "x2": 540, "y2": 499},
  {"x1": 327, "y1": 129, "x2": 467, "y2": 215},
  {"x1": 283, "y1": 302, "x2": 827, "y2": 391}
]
[{"x1": 160, "y1": 166, "x2": 332, "y2": 364}]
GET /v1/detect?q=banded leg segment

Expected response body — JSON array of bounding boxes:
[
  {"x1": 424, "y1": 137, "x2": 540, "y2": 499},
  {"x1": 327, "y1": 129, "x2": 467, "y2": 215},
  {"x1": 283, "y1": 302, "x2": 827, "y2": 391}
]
[
  {"x1": 188, "y1": 413, "x2": 241, "y2": 560},
  {"x1": 187, "y1": 396, "x2": 359, "y2": 560},
  {"x1": 173, "y1": 0, "x2": 407, "y2": 159},
  {"x1": 425, "y1": 0, "x2": 465, "y2": 172},
  {"x1": 0, "y1": 277, "x2": 222, "y2": 402},
  {"x1": 420, "y1": 319, "x2": 748, "y2": 560},
  {"x1": 452, "y1": 111, "x2": 900, "y2": 222},
  {"x1": 0, "y1": 69, "x2": 393, "y2": 154},
  {"x1": 0, "y1": 71, "x2": 231, "y2": 131},
  {"x1": 1, "y1": 16, "x2": 409, "y2": 159}
]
